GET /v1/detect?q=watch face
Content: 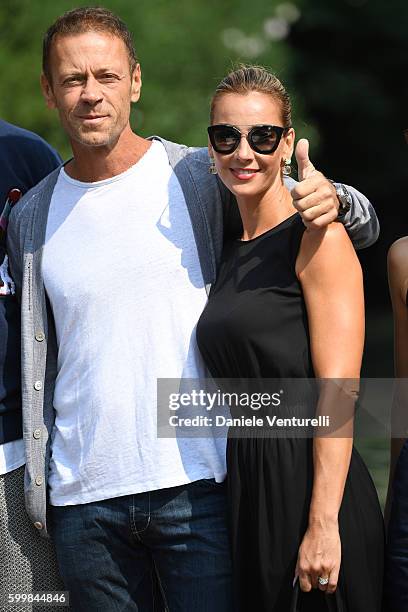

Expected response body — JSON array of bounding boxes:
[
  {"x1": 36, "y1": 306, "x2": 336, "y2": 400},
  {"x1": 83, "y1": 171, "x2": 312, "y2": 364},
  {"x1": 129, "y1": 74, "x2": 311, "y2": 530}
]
[
  {"x1": 339, "y1": 190, "x2": 348, "y2": 205},
  {"x1": 335, "y1": 184, "x2": 351, "y2": 213}
]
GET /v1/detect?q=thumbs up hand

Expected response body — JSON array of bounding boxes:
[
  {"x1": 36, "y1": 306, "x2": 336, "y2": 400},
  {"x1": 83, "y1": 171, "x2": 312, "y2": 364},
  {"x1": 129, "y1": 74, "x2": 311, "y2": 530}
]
[
  {"x1": 295, "y1": 138, "x2": 316, "y2": 181},
  {"x1": 291, "y1": 139, "x2": 339, "y2": 229}
]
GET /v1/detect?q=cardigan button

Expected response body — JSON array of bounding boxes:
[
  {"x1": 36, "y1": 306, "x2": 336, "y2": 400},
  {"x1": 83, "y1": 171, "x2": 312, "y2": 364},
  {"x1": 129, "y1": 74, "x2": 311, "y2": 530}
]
[
  {"x1": 33, "y1": 429, "x2": 41, "y2": 439},
  {"x1": 35, "y1": 331, "x2": 45, "y2": 342},
  {"x1": 35, "y1": 475, "x2": 43, "y2": 486},
  {"x1": 33, "y1": 521, "x2": 43, "y2": 530},
  {"x1": 34, "y1": 381, "x2": 43, "y2": 391}
]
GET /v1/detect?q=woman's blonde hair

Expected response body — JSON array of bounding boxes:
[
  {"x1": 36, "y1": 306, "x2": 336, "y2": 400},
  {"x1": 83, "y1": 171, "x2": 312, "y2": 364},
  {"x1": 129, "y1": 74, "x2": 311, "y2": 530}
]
[{"x1": 210, "y1": 65, "x2": 292, "y2": 127}]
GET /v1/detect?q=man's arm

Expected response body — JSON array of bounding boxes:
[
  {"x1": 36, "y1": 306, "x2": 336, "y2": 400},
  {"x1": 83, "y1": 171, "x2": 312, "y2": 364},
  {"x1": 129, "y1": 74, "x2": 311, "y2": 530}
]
[
  {"x1": 3, "y1": 124, "x2": 62, "y2": 298},
  {"x1": 7, "y1": 202, "x2": 24, "y2": 301},
  {"x1": 291, "y1": 139, "x2": 379, "y2": 250},
  {"x1": 336, "y1": 182, "x2": 379, "y2": 250}
]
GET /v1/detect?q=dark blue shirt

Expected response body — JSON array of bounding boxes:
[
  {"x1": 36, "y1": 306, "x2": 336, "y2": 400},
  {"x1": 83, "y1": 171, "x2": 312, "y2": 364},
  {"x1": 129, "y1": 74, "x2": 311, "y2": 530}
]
[{"x1": 0, "y1": 120, "x2": 61, "y2": 445}]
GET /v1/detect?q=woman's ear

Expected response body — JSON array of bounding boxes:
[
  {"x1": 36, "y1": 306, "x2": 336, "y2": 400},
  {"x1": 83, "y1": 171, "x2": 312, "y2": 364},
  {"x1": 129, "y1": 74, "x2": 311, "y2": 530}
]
[
  {"x1": 208, "y1": 140, "x2": 214, "y2": 159},
  {"x1": 208, "y1": 141, "x2": 218, "y2": 175},
  {"x1": 284, "y1": 127, "x2": 295, "y2": 161}
]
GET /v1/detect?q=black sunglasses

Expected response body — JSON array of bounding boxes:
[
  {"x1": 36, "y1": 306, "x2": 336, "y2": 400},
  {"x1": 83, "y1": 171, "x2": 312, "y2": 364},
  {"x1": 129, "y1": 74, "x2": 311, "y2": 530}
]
[{"x1": 207, "y1": 124, "x2": 290, "y2": 155}]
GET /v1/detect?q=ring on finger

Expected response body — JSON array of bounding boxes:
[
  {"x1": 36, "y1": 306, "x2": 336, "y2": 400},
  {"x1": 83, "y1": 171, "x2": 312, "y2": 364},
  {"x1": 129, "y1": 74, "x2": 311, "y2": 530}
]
[{"x1": 318, "y1": 576, "x2": 329, "y2": 586}]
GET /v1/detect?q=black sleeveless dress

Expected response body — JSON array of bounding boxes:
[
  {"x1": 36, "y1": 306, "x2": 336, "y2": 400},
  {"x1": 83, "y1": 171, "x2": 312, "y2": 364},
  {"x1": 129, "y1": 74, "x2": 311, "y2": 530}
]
[{"x1": 196, "y1": 213, "x2": 384, "y2": 612}]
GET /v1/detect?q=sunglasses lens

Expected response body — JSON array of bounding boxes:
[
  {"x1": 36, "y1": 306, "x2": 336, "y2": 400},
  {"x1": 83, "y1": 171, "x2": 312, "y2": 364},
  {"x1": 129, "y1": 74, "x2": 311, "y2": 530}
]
[
  {"x1": 250, "y1": 126, "x2": 279, "y2": 152},
  {"x1": 210, "y1": 127, "x2": 239, "y2": 153},
  {"x1": 209, "y1": 125, "x2": 286, "y2": 155}
]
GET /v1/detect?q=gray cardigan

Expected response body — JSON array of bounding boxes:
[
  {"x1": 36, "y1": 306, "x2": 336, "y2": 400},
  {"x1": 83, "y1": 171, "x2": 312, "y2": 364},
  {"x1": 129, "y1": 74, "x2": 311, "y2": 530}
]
[{"x1": 7, "y1": 137, "x2": 379, "y2": 537}]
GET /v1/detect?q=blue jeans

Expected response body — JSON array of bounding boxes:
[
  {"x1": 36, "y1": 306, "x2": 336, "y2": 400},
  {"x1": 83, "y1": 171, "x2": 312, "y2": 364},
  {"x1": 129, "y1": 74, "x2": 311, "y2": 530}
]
[
  {"x1": 386, "y1": 439, "x2": 408, "y2": 611},
  {"x1": 50, "y1": 479, "x2": 233, "y2": 612}
]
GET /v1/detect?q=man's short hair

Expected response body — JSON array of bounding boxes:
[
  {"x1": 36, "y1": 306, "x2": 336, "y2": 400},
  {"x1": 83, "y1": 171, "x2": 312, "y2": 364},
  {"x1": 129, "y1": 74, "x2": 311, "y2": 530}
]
[{"x1": 42, "y1": 6, "x2": 138, "y2": 83}]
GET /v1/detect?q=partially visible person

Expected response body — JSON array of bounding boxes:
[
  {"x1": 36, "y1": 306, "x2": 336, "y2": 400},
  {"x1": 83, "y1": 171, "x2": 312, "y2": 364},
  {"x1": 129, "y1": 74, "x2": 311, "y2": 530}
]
[
  {"x1": 0, "y1": 120, "x2": 63, "y2": 607},
  {"x1": 196, "y1": 65, "x2": 384, "y2": 611},
  {"x1": 385, "y1": 237, "x2": 408, "y2": 611}
]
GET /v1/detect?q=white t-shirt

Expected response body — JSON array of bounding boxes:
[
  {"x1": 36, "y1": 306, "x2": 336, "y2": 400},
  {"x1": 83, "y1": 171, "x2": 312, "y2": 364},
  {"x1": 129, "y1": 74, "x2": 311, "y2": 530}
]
[
  {"x1": 0, "y1": 254, "x2": 24, "y2": 476},
  {"x1": 0, "y1": 438, "x2": 24, "y2": 475},
  {"x1": 42, "y1": 141, "x2": 226, "y2": 506}
]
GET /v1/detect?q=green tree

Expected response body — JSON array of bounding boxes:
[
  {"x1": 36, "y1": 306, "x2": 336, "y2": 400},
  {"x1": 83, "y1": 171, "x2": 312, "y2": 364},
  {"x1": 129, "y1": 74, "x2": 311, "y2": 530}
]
[{"x1": 0, "y1": 0, "x2": 294, "y2": 158}]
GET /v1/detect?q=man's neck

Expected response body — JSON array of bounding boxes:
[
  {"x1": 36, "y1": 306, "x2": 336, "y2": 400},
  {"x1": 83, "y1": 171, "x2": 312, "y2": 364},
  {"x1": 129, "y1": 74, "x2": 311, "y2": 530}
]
[{"x1": 65, "y1": 129, "x2": 151, "y2": 183}]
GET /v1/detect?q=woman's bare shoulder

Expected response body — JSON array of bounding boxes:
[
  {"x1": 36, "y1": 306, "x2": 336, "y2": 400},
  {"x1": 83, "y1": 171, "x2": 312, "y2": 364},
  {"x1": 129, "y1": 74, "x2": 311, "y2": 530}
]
[
  {"x1": 388, "y1": 237, "x2": 408, "y2": 273},
  {"x1": 388, "y1": 237, "x2": 408, "y2": 304},
  {"x1": 296, "y1": 222, "x2": 356, "y2": 279}
]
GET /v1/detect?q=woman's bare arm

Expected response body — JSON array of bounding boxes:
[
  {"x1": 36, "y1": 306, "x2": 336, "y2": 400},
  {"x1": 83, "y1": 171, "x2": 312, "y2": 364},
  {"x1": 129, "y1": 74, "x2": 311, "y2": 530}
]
[
  {"x1": 295, "y1": 221, "x2": 365, "y2": 594},
  {"x1": 385, "y1": 238, "x2": 408, "y2": 526}
]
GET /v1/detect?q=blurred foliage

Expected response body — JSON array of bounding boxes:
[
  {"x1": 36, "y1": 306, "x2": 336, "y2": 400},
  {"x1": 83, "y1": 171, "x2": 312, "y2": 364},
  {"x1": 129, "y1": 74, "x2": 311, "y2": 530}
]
[
  {"x1": 1, "y1": 0, "x2": 403, "y2": 354},
  {"x1": 1, "y1": 0, "x2": 406, "y2": 194},
  {"x1": 0, "y1": 0, "x2": 295, "y2": 159},
  {"x1": 288, "y1": 0, "x2": 408, "y2": 315},
  {"x1": 289, "y1": 0, "x2": 408, "y2": 195},
  {"x1": 2, "y1": 0, "x2": 406, "y2": 315},
  {"x1": 356, "y1": 437, "x2": 389, "y2": 509},
  {"x1": 2, "y1": 0, "x2": 403, "y2": 510}
]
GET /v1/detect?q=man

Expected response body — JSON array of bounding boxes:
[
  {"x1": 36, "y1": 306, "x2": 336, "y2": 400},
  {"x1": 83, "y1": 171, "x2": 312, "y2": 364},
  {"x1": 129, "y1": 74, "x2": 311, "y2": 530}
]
[
  {"x1": 0, "y1": 120, "x2": 63, "y2": 606},
  {"x1": 8, "y1": 7, "x2": 379, "y2": 612}
]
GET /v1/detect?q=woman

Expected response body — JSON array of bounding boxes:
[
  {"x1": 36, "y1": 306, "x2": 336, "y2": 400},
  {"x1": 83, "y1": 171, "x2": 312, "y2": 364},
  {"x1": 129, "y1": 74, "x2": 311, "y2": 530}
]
[
  {"x1": 385, "y1": 238, "x2": 408, "y2": 611},
  {"x1": 196, "y1": 66, "x2": 384, "y2": 611}
]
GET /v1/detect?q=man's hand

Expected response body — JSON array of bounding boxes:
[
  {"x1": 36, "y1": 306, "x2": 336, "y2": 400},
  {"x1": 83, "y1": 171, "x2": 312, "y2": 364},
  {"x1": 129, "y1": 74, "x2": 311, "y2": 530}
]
[{"x1": 291, "y1": 139, "x2": 339, "y2": 229}]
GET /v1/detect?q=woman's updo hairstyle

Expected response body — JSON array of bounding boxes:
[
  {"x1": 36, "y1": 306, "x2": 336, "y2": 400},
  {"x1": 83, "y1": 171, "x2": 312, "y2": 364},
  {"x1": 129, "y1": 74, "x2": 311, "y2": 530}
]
[{"x1": 210, "y1": 65, "x2": 292, "y2": 128}]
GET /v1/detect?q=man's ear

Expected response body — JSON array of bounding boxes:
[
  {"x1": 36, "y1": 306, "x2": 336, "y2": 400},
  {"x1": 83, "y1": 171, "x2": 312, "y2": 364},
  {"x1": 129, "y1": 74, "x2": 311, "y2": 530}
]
[
  {"x1": 41, "y1": 73, "x2": 57, "y2": 109},
  {"x1": 130, "y1": 64, "x2": 142, "y2": 103}
]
